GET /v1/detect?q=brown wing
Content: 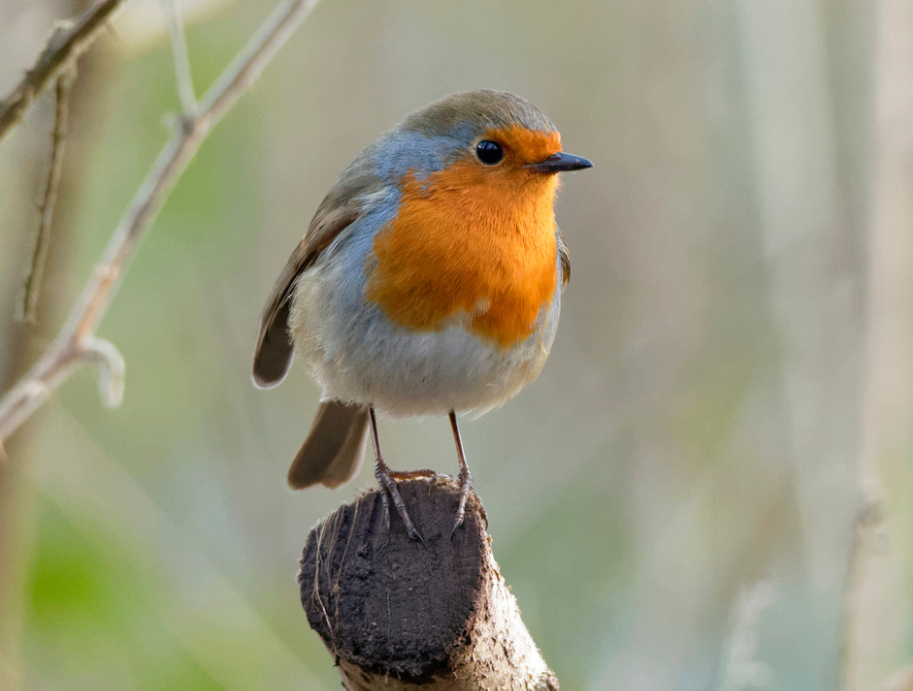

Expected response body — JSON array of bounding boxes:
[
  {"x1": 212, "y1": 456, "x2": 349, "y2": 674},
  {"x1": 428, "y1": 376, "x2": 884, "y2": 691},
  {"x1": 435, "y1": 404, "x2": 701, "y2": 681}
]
[
  {"x1": 557, "y1": 229, "x2": 571, "y2": 286},
  {"x1": 252, "y1": 166, "x2": 385, "y2": 389}
]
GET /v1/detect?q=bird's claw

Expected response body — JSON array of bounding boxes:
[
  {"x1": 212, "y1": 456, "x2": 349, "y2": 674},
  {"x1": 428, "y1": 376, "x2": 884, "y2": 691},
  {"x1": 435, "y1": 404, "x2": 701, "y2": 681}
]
[
  {"x1": 451, "y1": 468, "x2": 473, "y2": 540},
  {"x1": 376, "y1": 463, "x2": 425, "y2": 542}
]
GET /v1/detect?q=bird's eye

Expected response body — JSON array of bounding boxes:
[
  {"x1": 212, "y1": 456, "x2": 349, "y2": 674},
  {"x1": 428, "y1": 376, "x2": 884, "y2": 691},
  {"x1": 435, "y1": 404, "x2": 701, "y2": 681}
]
[{"x1": 475, "y1": 140, "x2": 504, "y2": 165}]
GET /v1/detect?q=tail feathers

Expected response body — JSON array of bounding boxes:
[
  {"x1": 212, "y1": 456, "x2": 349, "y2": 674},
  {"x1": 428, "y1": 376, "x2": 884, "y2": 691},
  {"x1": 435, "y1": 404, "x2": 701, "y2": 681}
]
[{"x1": 287, "y1": 400, "x2": 369, "y2": 490}]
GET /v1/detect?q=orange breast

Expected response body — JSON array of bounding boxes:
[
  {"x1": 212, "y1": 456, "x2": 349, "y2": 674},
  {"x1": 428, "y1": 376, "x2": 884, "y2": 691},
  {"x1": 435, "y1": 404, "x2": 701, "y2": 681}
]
[{"x1": 365, "y1": 131, "x2": 561, "y2": 349}]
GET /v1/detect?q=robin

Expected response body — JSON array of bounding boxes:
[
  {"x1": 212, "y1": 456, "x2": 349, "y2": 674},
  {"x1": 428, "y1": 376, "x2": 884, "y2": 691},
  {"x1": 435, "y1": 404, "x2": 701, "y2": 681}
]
[{"x1": 253, "y1": 89, "x2": 592, "y2": 540}]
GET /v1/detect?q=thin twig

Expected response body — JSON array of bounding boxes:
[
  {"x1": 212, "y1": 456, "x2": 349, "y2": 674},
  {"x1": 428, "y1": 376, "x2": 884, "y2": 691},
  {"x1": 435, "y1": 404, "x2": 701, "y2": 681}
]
[
  {"x1": 840, "y1": 0, "x2": 913, "y2": 687},
  {"x1": 20, "y1": 69, "x2": 76, "y2": 324},
  {"x1": 160, "y1": 0, "x2": 197, "y2": 115},
  {"x1": 718, "y1": 578, "x2": 777, "y2": 691},
  {"x1": 838, "y1": 492, "x2": 888, "y2": 691},
  {"x1": 0, "y1": 0, "x2": 322, "y2": 441},
  {"x1": 0, "y1": 0, "x2": 128, "y2": 143}
]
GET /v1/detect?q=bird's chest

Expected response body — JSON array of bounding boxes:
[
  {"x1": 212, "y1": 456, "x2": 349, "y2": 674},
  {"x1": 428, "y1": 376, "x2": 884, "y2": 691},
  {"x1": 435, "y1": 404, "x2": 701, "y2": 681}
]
[{"x1": 365, "y1": 170, "x2": 559, "y2": 350}]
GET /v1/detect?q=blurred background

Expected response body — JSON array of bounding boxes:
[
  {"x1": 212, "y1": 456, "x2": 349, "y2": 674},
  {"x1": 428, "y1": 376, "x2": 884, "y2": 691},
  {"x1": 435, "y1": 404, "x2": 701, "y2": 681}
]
[{"x1": 1, "y1": 0, "x2": 909, "y2": 689}]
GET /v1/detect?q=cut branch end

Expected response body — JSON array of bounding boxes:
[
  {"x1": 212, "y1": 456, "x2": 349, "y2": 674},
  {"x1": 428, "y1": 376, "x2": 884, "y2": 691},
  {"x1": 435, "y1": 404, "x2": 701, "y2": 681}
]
[{"x1": 298, "y1": 478, "x2": 558, "y2": 691}]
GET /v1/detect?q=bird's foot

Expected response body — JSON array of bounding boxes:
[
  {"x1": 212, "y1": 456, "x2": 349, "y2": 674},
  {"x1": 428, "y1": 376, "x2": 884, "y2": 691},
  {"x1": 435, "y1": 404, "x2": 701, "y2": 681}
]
[
  {"x1": 452, "y1": 467, "x2": 473, "y2": 539},
  {"x1": 375, "y1": 462, "x2": 435, "y2": 542}
]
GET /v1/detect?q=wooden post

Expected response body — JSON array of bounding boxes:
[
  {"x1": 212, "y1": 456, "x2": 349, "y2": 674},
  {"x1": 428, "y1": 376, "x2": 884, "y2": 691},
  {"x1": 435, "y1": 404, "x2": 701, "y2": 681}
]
[{"x1": 298, "y1": 478, "x2": 559, "y2": 690}]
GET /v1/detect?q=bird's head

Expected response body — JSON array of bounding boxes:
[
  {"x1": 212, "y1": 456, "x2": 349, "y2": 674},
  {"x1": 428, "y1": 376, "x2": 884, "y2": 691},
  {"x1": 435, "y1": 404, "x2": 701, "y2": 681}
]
[{"x1": 372, "y1": 90, "x2": 592, "y2": 196}]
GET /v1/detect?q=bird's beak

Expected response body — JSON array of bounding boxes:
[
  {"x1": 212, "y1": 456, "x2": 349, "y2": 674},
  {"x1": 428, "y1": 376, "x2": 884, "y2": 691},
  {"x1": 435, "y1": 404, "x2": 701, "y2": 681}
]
[{"x1": 527, "y1": 152, "x2": 594, "y2": 173}]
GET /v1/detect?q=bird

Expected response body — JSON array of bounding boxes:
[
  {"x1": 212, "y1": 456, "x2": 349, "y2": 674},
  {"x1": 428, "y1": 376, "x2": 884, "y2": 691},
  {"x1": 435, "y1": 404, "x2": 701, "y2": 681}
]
[{"x1": 253, "y1": 89, "x2": 592, "y2": 540}]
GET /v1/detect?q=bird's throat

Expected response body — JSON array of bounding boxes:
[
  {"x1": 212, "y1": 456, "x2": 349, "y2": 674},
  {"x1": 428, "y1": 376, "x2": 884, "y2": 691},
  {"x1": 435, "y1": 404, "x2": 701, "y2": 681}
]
[{"x1": 366, "y1": 163, "x2": 560, "y2": 349}]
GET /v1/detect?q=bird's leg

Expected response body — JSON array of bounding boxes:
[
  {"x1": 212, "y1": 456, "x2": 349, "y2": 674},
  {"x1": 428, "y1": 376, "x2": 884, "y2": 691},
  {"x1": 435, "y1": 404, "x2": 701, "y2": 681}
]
[
  {"x1": 369, "y1": 407, "x2": 424, "y2": 542},
  {"x1": 449, "y1": 410, "x2": 473, "y2": 537}
]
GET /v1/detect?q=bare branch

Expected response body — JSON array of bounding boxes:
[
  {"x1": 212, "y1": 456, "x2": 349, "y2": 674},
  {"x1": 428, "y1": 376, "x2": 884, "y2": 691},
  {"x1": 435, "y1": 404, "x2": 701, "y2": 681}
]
[
  {"x1": 0, "y1": 0, "x2": 323, "y2": 443},
  {"x1": 0, "y1": 0, "x2": 128, "y2": 143},
  {"x1": 841, "y1": 0, "x2": 913, "y2": 687},
  {"x1": 159, "y1": 0, "x2": 197, "y2": 115},
  {"x1": 719, "y1": 579, "x2": 777, "y2": 691},
  {"x1": 82, "y1": 337, "x2": 126, "y2": 408},
  {"x1": 20, "y1": 69, "x2": 76, "y2": 324}
]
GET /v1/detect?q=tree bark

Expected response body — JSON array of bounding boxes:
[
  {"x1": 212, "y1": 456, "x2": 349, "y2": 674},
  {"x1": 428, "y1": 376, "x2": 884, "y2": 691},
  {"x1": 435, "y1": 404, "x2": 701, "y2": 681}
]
[{"x1": 298, "y1": 478, "x2": 559, "y2": 691}]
